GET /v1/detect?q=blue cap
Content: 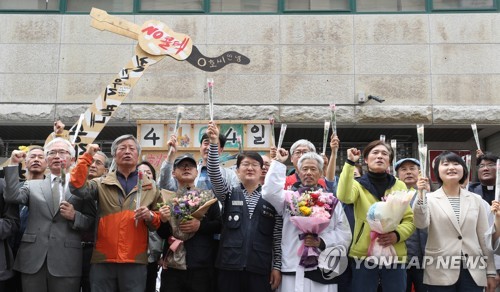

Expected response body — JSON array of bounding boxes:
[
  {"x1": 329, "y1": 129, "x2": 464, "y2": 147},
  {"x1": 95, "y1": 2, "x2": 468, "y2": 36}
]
[{"x1": 395, "y1": 158, "x2": 420, "y2": 171}]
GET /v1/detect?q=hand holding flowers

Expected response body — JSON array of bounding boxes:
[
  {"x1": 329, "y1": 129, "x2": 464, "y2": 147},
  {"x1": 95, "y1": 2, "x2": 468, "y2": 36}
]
[
  {"x1": 366, "y1": 189, "x2": 415, "y2": 263},
  {"x1": 285, "y1": 188, "x2": 338, "y2": 268}
]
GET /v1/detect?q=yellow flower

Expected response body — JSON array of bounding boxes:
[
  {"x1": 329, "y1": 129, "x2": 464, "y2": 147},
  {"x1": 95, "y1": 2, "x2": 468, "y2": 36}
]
[
  {"x1": 299, "y1": 206, "x2": 312, "y2": 216},
  {"x1": 18, "y1": 146, "x2": 29, "y2": 152},
  {"x1": 298, "y1": 201, "x2": 306, "y2": 207}
]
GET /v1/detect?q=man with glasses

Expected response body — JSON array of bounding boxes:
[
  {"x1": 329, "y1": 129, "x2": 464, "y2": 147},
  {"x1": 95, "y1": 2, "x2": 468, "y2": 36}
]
[
  {"x1": 285, "y1": 139, "x2": 326, "y2": 190},
  {"x1": 3, "y1": 138, "x2": 95, "y2": 292},
  {"x1": 159, "y1": 133, "x2": 239, "y2": 191},
  {"x1": 469, "y1": 152, "x2": 499, "y2": 205},
  {"x1": 156, "y1": 149, "x2": 221, "y2": 292}
]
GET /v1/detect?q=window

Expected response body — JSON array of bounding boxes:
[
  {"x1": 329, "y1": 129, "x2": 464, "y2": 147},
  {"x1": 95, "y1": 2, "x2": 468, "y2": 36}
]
[
  {"x1": 0, "y1": 0, "x2": 497, "y2": 13},
  {"x1": 0, "y1": 0, "x2": 60, "y2": 10},
  {"x1": 210, "y1": 0, "x2": 278, "y2": 12},
  {"x1": 66, "y1": 0, "x2": 133, "y2": 13},
  {"x1": 140, "y1": 0, "x2": 203, "y2": 12},
  {"x1": 432, "y1": 0, "x2": 494, "y2": 10},
  {"x1": 356, "y1": 0, "x2": 425, "y2": 11},
  {"x1": 285, "y1": 0, "x2": 350, "y2": 11}
]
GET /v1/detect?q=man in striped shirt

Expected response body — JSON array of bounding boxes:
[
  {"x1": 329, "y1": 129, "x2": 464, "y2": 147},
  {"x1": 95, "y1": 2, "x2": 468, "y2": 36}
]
[{"x1": 206, "y1": 121, "x2": 282, "y2": 292}]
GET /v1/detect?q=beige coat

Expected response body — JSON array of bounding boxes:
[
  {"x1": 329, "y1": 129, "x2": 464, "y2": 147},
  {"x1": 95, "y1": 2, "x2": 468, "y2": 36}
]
[{"x1": 413, "y1": 188, "x2": 495, "y2": 287}]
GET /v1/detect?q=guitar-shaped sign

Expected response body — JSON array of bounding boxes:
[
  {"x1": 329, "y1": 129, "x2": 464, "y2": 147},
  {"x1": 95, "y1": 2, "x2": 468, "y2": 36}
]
[{"x1": 47, "y1": 8, "x2": 251, "y2": 155}]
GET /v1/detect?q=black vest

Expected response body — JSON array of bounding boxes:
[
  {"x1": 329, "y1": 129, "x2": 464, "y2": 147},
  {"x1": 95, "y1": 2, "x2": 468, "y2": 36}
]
[{"x1": 216, "y1": 186, "x2": 276, "y2": 275}]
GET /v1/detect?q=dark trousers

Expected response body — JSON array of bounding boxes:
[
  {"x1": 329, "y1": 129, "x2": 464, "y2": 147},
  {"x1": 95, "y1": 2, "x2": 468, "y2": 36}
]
[
  {"x1": 4, "y1": 271, "x2": 22, "y2": 292},
  {"x1": 90, "y1": 263, "x2": 147, "y2": 292},
  {"x1": 217, "y1": 270, "x2": 272, "y2": 292},
  {"x1": 351, "y1": 260, "x2": 406, "y2": 292},
  {"x1": 160, "y1": 267, "x2": 213, "y2": 292},
  {"x1": 336, "y1": 259, "x2": 353, "y2": 292},
  {"x1": 406, "y1": 266, "x2": 426, "y2": 292},
  {"x1": 80, "y1": 245, "x2": 93, "y2": 292},
  {"x1": 426, "y1": 268, "x2": 483, "y2": 292},
  {"x1": 145, "y1": 262, "x2": 159, "y2": 292}
]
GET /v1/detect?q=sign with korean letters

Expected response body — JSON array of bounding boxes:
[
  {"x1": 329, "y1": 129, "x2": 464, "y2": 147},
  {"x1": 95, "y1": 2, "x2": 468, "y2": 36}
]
[{"x1": 137, "y1": 120, "x2": 272, "y2": 172}]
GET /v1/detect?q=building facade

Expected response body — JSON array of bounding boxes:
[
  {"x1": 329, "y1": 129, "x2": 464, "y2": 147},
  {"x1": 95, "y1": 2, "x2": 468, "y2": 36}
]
[{"x1": 0, "y1": 1, "x2": 499, "y2": 161}]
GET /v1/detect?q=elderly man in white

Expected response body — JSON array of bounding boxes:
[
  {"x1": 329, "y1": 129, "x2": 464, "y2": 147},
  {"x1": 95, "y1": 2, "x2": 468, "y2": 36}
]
[{"x1": 262, "y1": 141, "x2": 351, "y2": 292}]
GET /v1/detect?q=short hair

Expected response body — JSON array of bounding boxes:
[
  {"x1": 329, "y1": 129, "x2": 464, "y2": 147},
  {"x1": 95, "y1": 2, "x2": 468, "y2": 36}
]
[
  {"x1": 26, "y1": 146, "x2": 45, "y2": 161},
  {"x1": 45, "y1": 138, "x2": 75, "y2": 158},
  {"x1": 297, "y1": 152, "x2": 324, "y2": 173},
  {"x1": 111, "y1": 135, "x2": 141, "y2": 158},
  {"x1": 138, "y1": 161, "x2": 156, "y2": 181},
  {"x1": 433, "y1": 151, "x2": 468, "y2": 185},
  {"x1": 95, "y1": 151, "x2": 110, "y2": 168},
  {"x1": 290, "y1": 139, "x2": 316, "y2": 155},
  {"x1": 236, "y1": 152, "x2": 263, "y2": 169},
  {"x1": 362, "y1": 140, "x2": 394, "y2": 164},
  {"x1": 27, "y1": 145, "x2": 44, "y2": 154},
  {"x1": 200, "y1": 133, "x2": 227, "y2": 149},
  {"x1": 476, "y1": 152, "x2": 499, "y2": 166}
]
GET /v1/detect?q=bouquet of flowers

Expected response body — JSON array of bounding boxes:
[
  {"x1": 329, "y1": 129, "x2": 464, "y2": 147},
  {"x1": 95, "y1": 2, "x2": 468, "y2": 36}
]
[
  {"x1": 285, "y1": 187, "x2": 338, "y2": 268},
  {"x1": 366, "y1": 190, "x2": 415, "y2": 264},
  {"x1": 159, "y1": 188, "x2": 218, "y2": 270}
]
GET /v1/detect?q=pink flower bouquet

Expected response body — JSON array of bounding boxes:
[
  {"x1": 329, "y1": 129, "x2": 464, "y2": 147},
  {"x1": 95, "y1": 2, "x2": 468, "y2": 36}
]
[
  {"x1": 285, "y1": 188, "x2": 338, "y2": 268},
  {"x1": 159, "y1": 188, "x2": 217, "y2": 270}
]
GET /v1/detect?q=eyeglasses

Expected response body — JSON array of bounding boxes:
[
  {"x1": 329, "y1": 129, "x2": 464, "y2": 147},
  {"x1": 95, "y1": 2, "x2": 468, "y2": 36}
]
[
  {"x1": 176, "y1": 163, "x2": 196, "y2": 169},
  {"x1": 293, "y1": 150, "x2": 310, "y2": 157},
  {"x1": 47, "y1": 149, "x2": 70, "y2": 157},
  {"x1": 240, "y1": 162, "x2": 261, "y2": 169},
  {"x1": 92, "y1": 160, "x2": 105, "y2": 166},
  {"x1": 478, "y1": 163, "x2": 496, "y2": 169}
]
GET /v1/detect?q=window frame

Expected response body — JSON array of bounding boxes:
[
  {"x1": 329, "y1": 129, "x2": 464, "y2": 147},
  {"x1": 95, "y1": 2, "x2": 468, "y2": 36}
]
[{"x1": 0, "y1": 0, "x2": 498, "y2": 13}]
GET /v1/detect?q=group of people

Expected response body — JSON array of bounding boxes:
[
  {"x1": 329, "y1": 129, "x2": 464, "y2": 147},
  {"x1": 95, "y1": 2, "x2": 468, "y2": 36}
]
[{"x1": 0, "y1": 120, "x2": 499, "y2": 292}]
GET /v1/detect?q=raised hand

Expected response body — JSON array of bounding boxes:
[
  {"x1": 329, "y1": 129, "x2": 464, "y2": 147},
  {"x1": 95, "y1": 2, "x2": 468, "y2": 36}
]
[
  {"x1": 347, "y1": 148, "x2": 361, "y2": 162},
  {"x1": 10, "y1": 150, "x2": 26, "y2": 165},
  {"x1": 85, "y1": 144, "x2": 100, "y2": 157},
  {"x1": 275, "y1": 148, "x2": 289, "y2": 163},
  {"x1": 207, "y1": 121, "x2": 219, "y2": 144},
  {"x1": 54, "y1": 120, "x2": 65, "y2": 135},
  {"x1": 330, "y1": 134, "x2": 340, "y2": 152}
]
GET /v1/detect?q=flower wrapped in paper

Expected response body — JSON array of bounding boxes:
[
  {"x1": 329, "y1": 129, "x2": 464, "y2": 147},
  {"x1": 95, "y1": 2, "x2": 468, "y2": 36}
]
[
  {"x1": 159, "y1": 188, "x2": 218, "y2": 270},
  {"x1": 366, "y1": 190, "x2": 415, "y2": 264},
  {"x1": 285, "y1": 187, "x2": 339, "y2": 268}
]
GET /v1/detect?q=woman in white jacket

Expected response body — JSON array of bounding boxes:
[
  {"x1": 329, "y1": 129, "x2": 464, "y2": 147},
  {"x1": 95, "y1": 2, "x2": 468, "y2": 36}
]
[{"x1": 413, "y1": 151, "x2": 496, "y2": 292}]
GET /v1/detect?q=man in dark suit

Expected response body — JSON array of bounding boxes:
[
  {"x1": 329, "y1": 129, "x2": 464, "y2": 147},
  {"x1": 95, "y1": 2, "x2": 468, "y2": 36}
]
[
  {"x1": 468, "y1": 152, "x2": 498, "y2": 205},
  {"x1": 0, "y1": 178, "x2": 20, "y2": 291},
  {"x1": 3, "y1": 138, "x2": 95, "y2": 292}
]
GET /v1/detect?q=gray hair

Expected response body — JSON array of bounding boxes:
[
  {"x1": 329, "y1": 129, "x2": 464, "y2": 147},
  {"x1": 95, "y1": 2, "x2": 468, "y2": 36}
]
[
  {"x1": 290, "y1": 139, "x2": 316, "y2": 155},
  {"x1": 111, "y1": 134, "x2": 141, "y2": 158},
  {"x1": 95, "y1": 151, "x2": 111, "y2": 168},
  {"x1": 45, "y1": 138, "x2": 75, "y2": 158},
  {"x1": 297, "y1": 152, "x2": 324, "y2": 173}
]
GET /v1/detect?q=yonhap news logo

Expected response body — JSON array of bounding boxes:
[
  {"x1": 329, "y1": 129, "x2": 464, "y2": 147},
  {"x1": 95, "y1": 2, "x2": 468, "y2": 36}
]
[{"x1": 318, "y1": 245, "x2": 348, "y2": 280}]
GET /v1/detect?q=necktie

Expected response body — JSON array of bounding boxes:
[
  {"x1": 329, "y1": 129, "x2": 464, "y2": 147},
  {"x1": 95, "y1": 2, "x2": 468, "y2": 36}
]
[{"x1": 52, "y1": 177, "x2": 61, "y2": 212}]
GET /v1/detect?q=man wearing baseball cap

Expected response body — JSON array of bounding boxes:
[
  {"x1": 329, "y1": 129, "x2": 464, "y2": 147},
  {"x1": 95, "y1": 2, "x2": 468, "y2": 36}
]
[
  {"x1": 395, "y1": 158, "x2": 421, "y2": 191},
  {"x1": 157, "y1": 146, "x2": 221, "y2": 292},
  {"x1": 395, "y1": 157, "x2": 426, "y2": 292}
]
